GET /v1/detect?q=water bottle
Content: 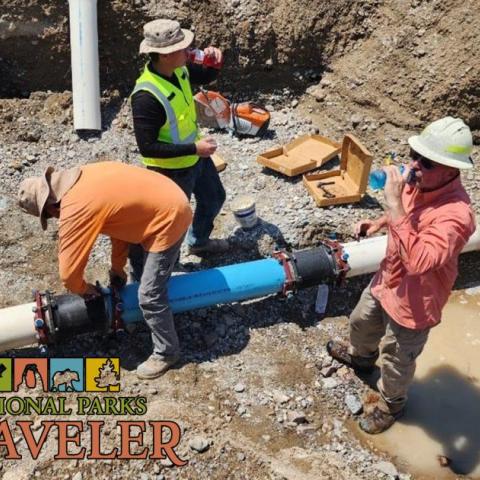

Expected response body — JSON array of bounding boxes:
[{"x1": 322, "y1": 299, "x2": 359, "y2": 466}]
[
  {"x1": 187, "y1": 48, "x2": 223, "y2": 69},
  {"x1": 369, "y1": 165, "x2": 405, "y2": 190}
]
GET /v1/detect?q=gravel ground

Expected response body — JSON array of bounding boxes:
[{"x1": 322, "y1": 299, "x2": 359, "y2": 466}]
[{"x1": 0, "y1": 88, "x2": 478, "y2": 480}]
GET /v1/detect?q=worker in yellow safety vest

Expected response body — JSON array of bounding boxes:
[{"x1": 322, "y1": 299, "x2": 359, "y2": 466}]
[{"x1": 130, "y1": 19, "x2": 228, "y2": 280}]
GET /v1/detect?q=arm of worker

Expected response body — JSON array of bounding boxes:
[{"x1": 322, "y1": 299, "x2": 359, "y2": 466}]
[
  {"x1": 110, "y1": 238, "x2": 129, "y2": 285},
  {"x1": 187, "y1": 47, "x2": 222, "y2": 85},
  {"x1": 58, "y1": 221, "x2": 103, "y2": 296},
  {"x1": 383, "y1": 166, "x2": 474, "y2": 274}
]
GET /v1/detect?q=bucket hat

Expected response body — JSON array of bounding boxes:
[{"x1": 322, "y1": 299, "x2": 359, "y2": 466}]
[
  {"x1": 139, "y1": 19, "x2": 194, "y2": 55},
  {"x1": 17, "y1": 166, "x2": 81, "y2": 230}
]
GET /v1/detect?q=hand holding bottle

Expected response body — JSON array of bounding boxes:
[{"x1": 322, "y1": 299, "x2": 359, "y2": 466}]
[
  {"x1": 195, "y1": 137, "x2": 217, "y2": 157},
  {"x1": 187, "y1": 47, "x2": 223, "y2": 69}
]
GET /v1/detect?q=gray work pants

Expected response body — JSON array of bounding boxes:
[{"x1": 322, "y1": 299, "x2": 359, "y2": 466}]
[
  {"x1": 137, "y1": 238, "x2": 183, "y2": 358},
  {"x1": 349, "y1": 284, "x2": 430, "y2": 412}
]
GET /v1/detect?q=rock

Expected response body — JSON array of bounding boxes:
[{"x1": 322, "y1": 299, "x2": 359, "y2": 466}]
[
  {"x1": 350, "y1": 114, "x2": 362, "y2": 127},
  {"x1": 237, "y1": 405, "x2": 247, "y2": 415},
  {"x1": 189, "y1": 436, "x2": 210, "y2": 453},
  {"x1": 286, "y1": 410, "x2": 307, "y2": 424},
  {"x1": 272, "y1": 391, "x2": 290, "y2": 404},
  {"x1": 234, "y1": 382, "x2": 246, "y2": 393},
  {"x1": 345, "y1": 394, "x2": 363, "y2": 415},
  {"x1": 297, "y1": 424, "x2": 317, "y2": 434},
  {"x1": 72, "y1": 473, "x2": 83, "y2": 480},
  {"x1": 291, "y1": 99, "x2": 299, "y2": 108},
  {"x1": 237, "y1": 452, "x2": 246, "y2": 461},
  {"x1": 322, "y1": 377, "x2": 339, "y2": 389},
  {"x1": 373, "y1": 461, "x2": 398, "y2": 477},
  {"x1": 320, "y1": 365, "x2": 338, "y2": 377},
  {"x1": 160, "y1": 458, "x2": 174, "y2": 467}
]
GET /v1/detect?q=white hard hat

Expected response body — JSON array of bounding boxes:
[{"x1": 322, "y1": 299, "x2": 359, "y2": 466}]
[{"x1": 408, "y1": 117, "x2": 474, "y2": 169}]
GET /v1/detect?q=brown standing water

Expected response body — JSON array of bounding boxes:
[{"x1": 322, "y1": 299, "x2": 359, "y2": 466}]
[{"x1": 363, "y1": 289, "x2": 480, "y2": 479}]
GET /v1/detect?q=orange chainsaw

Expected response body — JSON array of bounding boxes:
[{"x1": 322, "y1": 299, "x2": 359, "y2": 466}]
[{"x1": 194, "y1": 88, "x2": 270, "y2": 137}]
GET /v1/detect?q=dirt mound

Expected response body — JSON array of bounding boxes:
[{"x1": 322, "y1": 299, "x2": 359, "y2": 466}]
[{"x1": 2, "y1": 1, "x2": 479, "y2": 137}]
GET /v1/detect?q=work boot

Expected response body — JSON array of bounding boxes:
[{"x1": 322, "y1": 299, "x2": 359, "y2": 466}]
[
  {"x1": 326, "y1": 340, "x2": 378, "y2": 374},
  {"x1": 188, "y1": 239, "x2": 229, "y2": 256},
  {"x1": 358, "y1": 390, "x2": 404, "y2": 434},
  {"x1": 359, "y1": 406, "x2": 404, "y2": 434},
  {"x1": 136, "y1": 354, "x2": 180, "y2": 380}
]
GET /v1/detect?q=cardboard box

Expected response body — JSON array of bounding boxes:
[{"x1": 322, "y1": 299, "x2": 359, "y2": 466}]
[
  {"x1": 212, "y1": 153, "x2": 227, "y2": 172},
  {"x1": 303, "y1": 134, "x2": 373, "y2": 207},
  {"x1": 257, "y1": 134, "x2": 341, "y2": 176}
]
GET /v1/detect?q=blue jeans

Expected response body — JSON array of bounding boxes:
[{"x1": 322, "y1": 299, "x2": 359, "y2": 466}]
[{"x1": 148, "y1": 157, "x2": 226, "y2": 247}]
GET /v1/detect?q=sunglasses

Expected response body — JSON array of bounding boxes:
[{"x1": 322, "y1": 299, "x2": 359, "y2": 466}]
[{"x1": 409, "y1": 149, "x2": 435, "y2": 170}]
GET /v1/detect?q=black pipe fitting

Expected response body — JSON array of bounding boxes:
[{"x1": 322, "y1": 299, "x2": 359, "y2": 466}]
[
  {"x1": 48, "y1": 293, "x2": 110, "y2": 343},
  {"x1": 290, "y1": 246, "x2": 337, "y2": 289}
]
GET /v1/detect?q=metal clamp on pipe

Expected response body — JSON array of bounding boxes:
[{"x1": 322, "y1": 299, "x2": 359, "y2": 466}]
[
  {"x1": 321, "y1": 239, "x2": 351, "y2": 286},
  {"x1": 272, "y1": 250, "x2": 299, "y2": 297},
  {"x1": 32, "y1": 290, "x2": 57, "y2": 347}
]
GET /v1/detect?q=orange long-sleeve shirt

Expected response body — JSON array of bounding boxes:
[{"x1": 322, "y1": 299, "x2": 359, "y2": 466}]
[
  {"x1": 371, "y1": 176, "x2": 475, "y2": 330},
  {"x1": 58, "y1": 161, "x2": 192, "y2": 294}
]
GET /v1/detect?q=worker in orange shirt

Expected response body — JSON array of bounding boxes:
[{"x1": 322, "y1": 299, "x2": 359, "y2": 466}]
[
  {"x1": 327, "y1": 117, "x2": 476, "y2": 433},
  {"x1": 17, "y1": 161, "x2": 192, "y2": 380}
]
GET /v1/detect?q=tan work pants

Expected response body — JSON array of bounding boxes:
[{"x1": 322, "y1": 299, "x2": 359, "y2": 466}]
[{"x1": 349, "y1": 284, "x2": 430, "y2": 412}]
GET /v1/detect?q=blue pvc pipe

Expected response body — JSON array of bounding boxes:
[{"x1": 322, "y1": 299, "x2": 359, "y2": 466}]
[{"x1": 118, "y1": 258, "x2": 286, "y2": 324}]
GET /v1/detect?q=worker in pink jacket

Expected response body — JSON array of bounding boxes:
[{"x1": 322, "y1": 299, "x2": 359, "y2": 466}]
[{"x1": 327, "y1": 117, "x2": 476, "y2": 433}]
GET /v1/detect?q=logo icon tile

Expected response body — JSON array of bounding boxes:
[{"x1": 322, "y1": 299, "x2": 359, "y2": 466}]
[
  {"x1": 85, "y1": 358, "x2": 120, "y2": 392},
  {"x1": 13, "y1": 358, "x2": 49, "y2": 392},
  {"x1": 0, "y1": 358, "x2": 13, "y2": 392},
  {"x1": 49, "y1": 358, "x2": 84, "y2": 392}
]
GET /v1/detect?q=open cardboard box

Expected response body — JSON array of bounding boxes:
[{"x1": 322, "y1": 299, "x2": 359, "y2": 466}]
[
  {"x1": 212, "y1": 153, "x2": 227, "y2": 172},
  {"x1": 257, "y1": 134, "x2": 341, "y2": 176},
  {"x1": 303, "y1": 134, "x2": 373, "y2": 207}
]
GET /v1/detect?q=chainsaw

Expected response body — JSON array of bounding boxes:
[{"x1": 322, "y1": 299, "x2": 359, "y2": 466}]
[{"x1": 194, "y1": 88, "x2": 270, "y2": 137}]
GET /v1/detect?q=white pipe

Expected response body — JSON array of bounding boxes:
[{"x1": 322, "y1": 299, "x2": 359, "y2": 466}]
[
  {"x1": 68, "y1": 0, "x2": 101, "y2": 130},
  {"x1": 0, "y1": 303, "x2": 37, "y2": 351},
  {"x1": 1, "y1": 225, "x2": 479, "y2": 352},
  {"x1": 344, "y1": 222, "x2": 480, "y2": 278}
]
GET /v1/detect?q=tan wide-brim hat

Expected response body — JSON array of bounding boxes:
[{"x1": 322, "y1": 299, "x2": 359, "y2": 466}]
[
  {"x1": 139, "y1": 19, "x2": 194, "y2": 55},
  {"x1": 17, "y1": 166, "x2": 81, "y2": 230}
]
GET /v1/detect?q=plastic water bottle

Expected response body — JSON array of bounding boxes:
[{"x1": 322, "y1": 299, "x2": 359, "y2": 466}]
[
  {"x1": 187, "y1": 48, "x2": 223, "y2": 69},
  {"x1": 369, "y1": 165, "x2": 405, "y2": 190}
]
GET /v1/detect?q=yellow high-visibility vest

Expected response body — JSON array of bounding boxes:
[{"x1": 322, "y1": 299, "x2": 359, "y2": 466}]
[{"x1": 132, "y1": 65, "x2": 200, "y2": 169}]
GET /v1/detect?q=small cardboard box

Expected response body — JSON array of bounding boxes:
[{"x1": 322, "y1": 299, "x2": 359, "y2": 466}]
[
  {"x1": 257, "y1": 134, "x2": 341, "y2": 176},
  {"x1": 303, "y1": 134, "x2": 373, "y2": 207},
  {"x1": 212, "y1": 153, "x2": 227, "y2": 172}
]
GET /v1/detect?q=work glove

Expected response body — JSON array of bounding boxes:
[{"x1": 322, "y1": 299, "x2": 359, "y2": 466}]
[{"x1": 109, "y1": 269, "x2": 127, "y2": 290}]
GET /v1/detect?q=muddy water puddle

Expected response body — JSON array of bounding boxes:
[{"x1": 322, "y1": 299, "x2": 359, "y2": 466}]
[{"x1": 364, "y1": 289, "x2": 480, "y2": 479}]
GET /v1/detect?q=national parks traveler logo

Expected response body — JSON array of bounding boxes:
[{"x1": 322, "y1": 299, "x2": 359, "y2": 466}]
[
  {"x1": 0, "y1": 357, "x2": 120, "y2": 392},
  {"x1": 0, "y1": 356, "x2": 186, "y2": 463}
]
